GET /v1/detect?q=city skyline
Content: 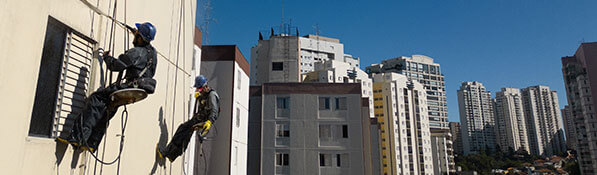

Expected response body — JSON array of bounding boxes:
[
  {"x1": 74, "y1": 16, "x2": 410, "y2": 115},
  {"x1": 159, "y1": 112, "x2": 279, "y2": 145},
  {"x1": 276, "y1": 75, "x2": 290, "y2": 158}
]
[{"x1": 196, "y1": 1, "x2": 597, "y2": 122}]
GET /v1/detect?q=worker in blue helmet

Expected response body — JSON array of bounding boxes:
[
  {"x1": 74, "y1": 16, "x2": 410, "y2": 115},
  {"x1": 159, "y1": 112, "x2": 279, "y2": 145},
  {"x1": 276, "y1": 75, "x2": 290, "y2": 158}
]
[
  {"x1": 157, "y1": 75, "x2": 220, "y2": 162},
  {"x1": 57, "y1": 22, "x2": 158, "y2": 152}
]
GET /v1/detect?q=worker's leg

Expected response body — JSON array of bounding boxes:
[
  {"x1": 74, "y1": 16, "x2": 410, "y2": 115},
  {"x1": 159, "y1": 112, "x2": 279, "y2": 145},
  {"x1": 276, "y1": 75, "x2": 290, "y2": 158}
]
[
  {"x1": 162, "y1": 117, "x2": 202, "y2": 161},
  {"x1": 84, "y1": 85, "x2": 122, "y2": 150}
]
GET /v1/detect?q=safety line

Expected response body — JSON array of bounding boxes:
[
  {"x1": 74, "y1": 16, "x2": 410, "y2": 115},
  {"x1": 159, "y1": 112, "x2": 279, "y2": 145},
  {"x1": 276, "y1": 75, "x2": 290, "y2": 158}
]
[{"x1": 78, "y1": 0, "x2": 192, "y2": 77}]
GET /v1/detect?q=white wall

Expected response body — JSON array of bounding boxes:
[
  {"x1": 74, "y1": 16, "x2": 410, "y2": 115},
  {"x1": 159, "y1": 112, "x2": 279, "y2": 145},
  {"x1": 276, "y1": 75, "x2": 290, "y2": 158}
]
[{"x1": 0, "y1": 0, "x2": 196, "y2": 174}]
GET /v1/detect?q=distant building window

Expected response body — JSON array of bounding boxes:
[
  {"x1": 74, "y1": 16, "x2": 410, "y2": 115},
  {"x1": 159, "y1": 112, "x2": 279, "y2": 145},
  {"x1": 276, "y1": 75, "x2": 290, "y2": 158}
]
[
  {"x1": 319, "y1": 153, "x2": 331, "y2": 166},
  {"x1": 342, "y1": 125, "x2": 348, "y2": 138},
  {"x1": 237, "y1": 70, "x2": 242, "y2": 89},
  {"x1": 272, "y1": 62, "x2": 283, "y2": 71},
  {"x1": 277, "y1": 97, "x2": 289, "y2": 109},
  {"x1": 29, "y1": 17, "x2": 95, "y2": 138},
  {"x1": 236, "y1": 108, "x2": 240, "y2": 128},
  {"x1": 276, "y1": 123, "x2": 289, "y2": 137},
  {"x1": 276, "y1": 153, "x2": 289, "y2": 166},
  {"x1": 335, "y1": 97, "x2": 347, "y2": 110},
  {"x1": 319, "y1": 97, "x2": 330, "y2": 110}
]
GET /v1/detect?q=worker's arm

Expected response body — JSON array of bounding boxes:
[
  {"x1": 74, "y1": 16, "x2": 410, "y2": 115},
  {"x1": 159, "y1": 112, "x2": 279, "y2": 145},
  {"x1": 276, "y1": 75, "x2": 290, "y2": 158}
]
[
  {"x1": 207, "y1": 91, "x2": 220, "y2": 123},
  {"x1": 103, "y1": 48, "x2": 139, "y2": 71}
]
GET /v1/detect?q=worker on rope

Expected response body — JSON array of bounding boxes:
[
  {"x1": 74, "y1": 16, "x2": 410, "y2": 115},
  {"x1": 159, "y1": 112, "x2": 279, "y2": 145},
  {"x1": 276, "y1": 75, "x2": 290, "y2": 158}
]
[
  {"x1": 56, "y1": 22, "x2": 158, "y2": 152},
  {"x1": 157, "y1": 75, "x2": 219, "y2": 162}
]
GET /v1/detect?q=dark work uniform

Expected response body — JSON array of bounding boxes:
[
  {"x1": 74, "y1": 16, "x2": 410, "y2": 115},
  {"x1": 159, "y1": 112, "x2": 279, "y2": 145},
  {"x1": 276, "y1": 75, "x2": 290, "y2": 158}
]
[
  {"x1": 162, "y1": 89, "x2": 219, "y2": 161},
  {"x1": 61, "y1": 44, "x2": 157, "y2": 151}
]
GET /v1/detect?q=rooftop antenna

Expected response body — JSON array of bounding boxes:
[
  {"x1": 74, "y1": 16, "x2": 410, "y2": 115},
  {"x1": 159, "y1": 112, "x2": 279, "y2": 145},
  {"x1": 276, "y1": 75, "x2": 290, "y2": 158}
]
[{"x1": 281, "y1": 0, "x2": 285, "y2": 35}]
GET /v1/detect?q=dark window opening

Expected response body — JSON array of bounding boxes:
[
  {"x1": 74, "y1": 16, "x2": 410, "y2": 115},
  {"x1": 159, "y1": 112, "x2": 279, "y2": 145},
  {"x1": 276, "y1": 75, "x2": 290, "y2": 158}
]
[{"x1": 272, "y1": 62, "x2": 283, "y2": 71}]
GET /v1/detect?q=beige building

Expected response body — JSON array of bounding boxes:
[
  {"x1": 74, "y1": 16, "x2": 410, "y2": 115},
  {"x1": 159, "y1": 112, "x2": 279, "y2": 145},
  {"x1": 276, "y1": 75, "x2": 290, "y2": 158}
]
[
  {"x1": 561, "y1": 42, "x2": 597, "y2": 174},
  {"x1": 521, "y1": 86, "x2": 566, "y2": 156},
  {"x1": 372, "y1": 73, "x2": 434, "y2": 175},
  {"x1": 0, "y1": 0, "x2": 199, "y2": 174},
  {"x1": 199, "y1": 45, "x2": 249, "y2": 175},
  {"x1": 494, "y1": 88, "x2": 530, "y2": 153},
  {"x1": 248, "y1": 83, "x2": 374, "y2": 175},
  {"x1": 457, "y1": 81, "x2": 496, "y2": 155}
]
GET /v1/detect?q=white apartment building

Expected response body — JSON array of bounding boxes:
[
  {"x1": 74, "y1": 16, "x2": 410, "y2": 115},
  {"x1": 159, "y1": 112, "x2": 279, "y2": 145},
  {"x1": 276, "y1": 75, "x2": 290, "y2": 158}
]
[
  {"x1": 457, "y1": 81, "x2": 497, "y2": 155},
  {"x1": 562, "y1": 42, "x2": 597, "y2": 174},
  {"x1": 248, "y1": 83, "x2": 374, "y2": 175},
  {"x1": 494, "y1": 88, "x2": 530, "y2": 153},
  {"x1": 303, "y1": 60, "x2": 374, "y2": 118},
  {"x1": 372, "y1": 73, "x2": 434, "y2": 175},
  {"x1": 199, "y1": 45, "x2": 249, "y2": 175},
  {"x1": 0, "y1": 0, "x2": 198, "y2": 174},
  {"x1": 521, "y1": 86, "x2": 566, "y2": 156},
  {"x1": 250, "y1": 34, "x2": 359, "y2": 85}
]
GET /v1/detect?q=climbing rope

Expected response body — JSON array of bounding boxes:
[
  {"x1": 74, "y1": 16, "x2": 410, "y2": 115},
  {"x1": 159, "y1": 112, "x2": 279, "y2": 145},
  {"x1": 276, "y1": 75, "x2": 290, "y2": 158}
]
[{"x1": 84, "y1": 105, "x2": 129, "y2": 166}]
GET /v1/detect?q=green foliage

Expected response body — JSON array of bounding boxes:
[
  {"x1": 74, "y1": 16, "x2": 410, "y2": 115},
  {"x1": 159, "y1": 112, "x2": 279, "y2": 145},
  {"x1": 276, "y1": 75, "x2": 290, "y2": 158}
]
[
  {"x1": 563, "y1": 161, "x2": 580, "y2": 175},
  {"x1": 455, "y1": 150, "x2": 531, "y2": 174}
]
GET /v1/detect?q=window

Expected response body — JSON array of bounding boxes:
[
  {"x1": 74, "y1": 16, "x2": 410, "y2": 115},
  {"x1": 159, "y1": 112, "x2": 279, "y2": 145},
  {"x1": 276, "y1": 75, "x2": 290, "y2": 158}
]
[
  {"x1": 276, "y1": 153, "x2": 289, "y2": 166},
  {"x1": 29, "y1": 17, "x2": 95, "y2": 138},
  {"x1": 342, "y1": 125, "x2": 348, "y2": 138},
  {"x1": 319, "y1": 125, "x2": 331, "y2": 140},
  {"x1": 335, "y1": 97, "x2": 347, "y2": 110},
  {"x1": 236, "y1": 108, "x2": 240, "y2": 128},
  {"x1": 234, "y1": 146, "x2": 238, "y2": 165},
  {"x1": 320, "y1": 154, "x2": 331, "y2": 166},
  {"x1": 276, "y1": 123, "x2": 289, "y2": 137},
  {"x1": 277, "y1": 97, "x2": 289, "y2": 109},
  {"x1": 319, "y1": 97, "x2": 330, "y2": 110},
  {"x1": 237, "y1": 70, "x2": 242, "y2": 89},
  {"x1": 272, "y1": 62, "x2": 283, "y2": 71}
]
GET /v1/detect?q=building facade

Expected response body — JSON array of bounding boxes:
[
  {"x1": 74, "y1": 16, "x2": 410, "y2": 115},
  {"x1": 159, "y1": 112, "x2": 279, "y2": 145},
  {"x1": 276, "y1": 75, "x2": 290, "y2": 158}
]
[
  {"x1": 250, "y1": 34, "x2": 359, "y2": 85},
  {"x1": 303, "y1": 60, "x2": 374, "y2": 118},
  {"x1": 372, "y1": 73, "x2": 434, "y2": 175},
  {"x1": 248, "y1": 83, "x2": 373, "y2": 175},
  {"x1": 449, "y1": 122, "x2": 463, "y2": 156},
  {"x1": 561, "y1": 42, "x2": 597, "y2": 174},
  {"x1": 494, "y1": 88, "x2": 530, "y2": 153},
  {"x1": 0, "y1": 0, "x2": 198, "y2": 174},
  {"x1": 457, "y1": 81, "x2": 497, "y2": 155},
  {"x1": 560, "y1": 106, "x2": 577, "y2": 150},
  {"x1": 521, "y1": 86, "x2": 566, "y2": 157},
  {"x1": 366, "y1": 55, "x2": 448, "y2": 129},
  {"x1": 199, "y1": 45, "x2": 249, "y2": 175}
]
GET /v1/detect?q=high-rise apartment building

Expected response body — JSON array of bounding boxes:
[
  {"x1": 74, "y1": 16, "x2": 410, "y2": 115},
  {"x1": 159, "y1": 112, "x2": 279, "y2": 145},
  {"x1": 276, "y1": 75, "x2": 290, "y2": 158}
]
[
  {"x1": 250, "y1": 34, "x2": 359, "y2": 85},
  {"x1": 521, "y1": 86, "x2": 566, "y2": 156},
  {"x1": 493, "y1": 88, "x2": 530, "y2": 153},
  {"x1": 562, "y1": 42, "x2": 597, "y2": 174},
  {"x1": 366, "y1": 55, "x2": 447, "y2": 129},
  {"x1": 372, "y1": 73, "x2": 434, "y2": 175},
  {"x1": 561, "y1": 106, "x2": 577, "y2": 150},
  {"x1": 457, "y1": 81, "x2": 496, "y2": 155},
  {"x1": 366, "y1": 55, "x2": 453, "y2": 173},
  {"x1": 449, "y1": 122, "x2": 463, "y2": 155},
  {"x1": 248, "y1": 83, "x2": 374, "y2": 175}
]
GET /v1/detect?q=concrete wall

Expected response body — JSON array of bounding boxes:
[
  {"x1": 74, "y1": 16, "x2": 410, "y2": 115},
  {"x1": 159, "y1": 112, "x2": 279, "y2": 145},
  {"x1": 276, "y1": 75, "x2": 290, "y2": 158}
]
[{"x1": 0, "y1": 0, "x2": 197, "y2": 174}]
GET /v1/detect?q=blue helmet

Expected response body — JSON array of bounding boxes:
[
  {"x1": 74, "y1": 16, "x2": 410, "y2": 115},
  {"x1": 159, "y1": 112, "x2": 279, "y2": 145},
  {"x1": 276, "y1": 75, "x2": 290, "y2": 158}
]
[
  {"x1": 135, "y1": 22, "x2": 156, "y2": 42},
  {"x1": 194, "y1": 75, "x2": 208, "y2": 88}
]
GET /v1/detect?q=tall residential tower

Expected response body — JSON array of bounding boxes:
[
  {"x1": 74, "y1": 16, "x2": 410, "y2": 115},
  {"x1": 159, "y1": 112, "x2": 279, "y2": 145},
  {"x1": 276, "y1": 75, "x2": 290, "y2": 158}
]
[
  {"x1": 521, "y1": 86, "x2": 566, "y2": 156},
  {"x1": 493, "y1": 88, "x2": 530, "y2": 153},
  {"x1": 561, "y1": 42, "x2": 597, "y2": 174},
  {"x1": 457, "y1": 81, "x2": 497, "y2": 155}
]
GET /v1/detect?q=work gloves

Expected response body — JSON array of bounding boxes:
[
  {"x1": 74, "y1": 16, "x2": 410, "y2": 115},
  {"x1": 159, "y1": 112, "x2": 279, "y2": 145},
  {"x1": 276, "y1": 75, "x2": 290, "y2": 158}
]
[{"x1": 193, "y1": 120, "x2": 212, "y2": 136}]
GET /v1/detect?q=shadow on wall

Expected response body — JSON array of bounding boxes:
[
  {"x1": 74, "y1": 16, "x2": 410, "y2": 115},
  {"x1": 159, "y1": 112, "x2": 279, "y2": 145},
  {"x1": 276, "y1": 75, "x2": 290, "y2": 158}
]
[
  {"x1": 150, "y1": 107, "x2": 169, "y2": 174},
  {"x1": 55, "y1": 67, "x2": 89, "y2": 171}
]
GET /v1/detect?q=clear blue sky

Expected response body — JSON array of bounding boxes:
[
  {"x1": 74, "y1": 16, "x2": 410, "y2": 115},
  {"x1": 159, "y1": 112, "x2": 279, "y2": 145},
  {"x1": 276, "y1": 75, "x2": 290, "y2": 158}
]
[{"x1": 196, "y1": 0, "x2": 597, "y2": 122}]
